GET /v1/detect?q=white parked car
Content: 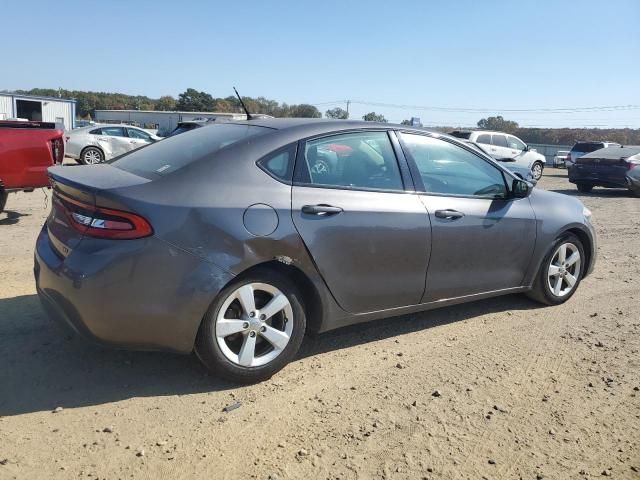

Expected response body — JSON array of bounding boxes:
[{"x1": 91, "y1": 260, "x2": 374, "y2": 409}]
[
  {"x1": 553, "y1": 150, "x2": 570, "y2": 168},
  {"x1": 65, "y1": 124, "x2": 161, "y2": 164},
  {"x1": 450, "y1": 130, "x2": 547, "y2": 180}
]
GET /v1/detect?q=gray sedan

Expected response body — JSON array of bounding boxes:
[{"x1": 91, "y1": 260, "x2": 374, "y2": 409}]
[{"x1": 35, "y1": 119, "x2": 597, "y2": 383}]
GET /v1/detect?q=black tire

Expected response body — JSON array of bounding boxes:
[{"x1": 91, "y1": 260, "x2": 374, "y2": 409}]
[
  {"x1": 80, "y1": 146, "x2": 104, "y2": 165},
  {"x1": 0, "y1": 187, "x2": 7, "y2": 213},
  {"x1": 577, "y1": 183, "x2": 593, "y2": 193},
  {"x1": 195, "y1": 270, "x2": 307, "y2": 383},
  {"x1": 527, "y1": 233, "x2": 585, "y2": 306},
  {"x1": 531, "y1": 161, "x2": 544, "y2": 181}
]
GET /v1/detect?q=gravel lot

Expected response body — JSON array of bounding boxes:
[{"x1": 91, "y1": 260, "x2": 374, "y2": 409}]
[{"x1": 0, "y1": 169, "x2": 638, "y2": 479}]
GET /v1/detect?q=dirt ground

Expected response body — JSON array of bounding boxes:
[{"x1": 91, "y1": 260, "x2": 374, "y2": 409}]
[{"x1": 0, "y1": 169, "x2": 638, "y2": 480}]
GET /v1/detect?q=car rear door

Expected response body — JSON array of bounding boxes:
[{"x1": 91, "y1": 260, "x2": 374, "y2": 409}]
[
  {"x1": 291, "y1": 130, "x2": 431, "y2": 314},
  {"x1": 398, "y1": 132, "x2": 536, "y2": 301},
  {"x1": 94, "y1": 126, "x2": 128, "y2": 159}
]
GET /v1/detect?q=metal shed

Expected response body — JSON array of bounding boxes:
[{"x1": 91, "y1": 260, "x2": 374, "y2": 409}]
[{"x1": 0, "y1": 93, "x2": 76, "y2": 130}]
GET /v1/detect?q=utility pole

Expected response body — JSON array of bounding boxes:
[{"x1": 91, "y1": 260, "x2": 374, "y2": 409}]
[{"x1": 346, "y1": 100, "x2": 350, "y2": 118}]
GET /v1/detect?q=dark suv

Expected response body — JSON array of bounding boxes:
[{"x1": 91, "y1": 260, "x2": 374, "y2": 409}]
[{"x1": 565, "y1": 141, "x2": 620, "y2": 168}]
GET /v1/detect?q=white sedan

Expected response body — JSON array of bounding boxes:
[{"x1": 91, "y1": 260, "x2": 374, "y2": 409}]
[{"x1": 65, "y1": 124, "x2": 160, "y2": 164}]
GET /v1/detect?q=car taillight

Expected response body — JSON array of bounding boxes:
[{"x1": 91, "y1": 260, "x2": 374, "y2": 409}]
[
  {"x1": 626, "y1": 159, "x2": 640, "y2": 170},
  {"x1": 50, "y1": 138, "x2": 64, "y2": 164},
  {"x1": 55, "y1": 192, "x2": 153, "y2": 239},
  {"x1": 566, "y1": 153, "x2": 572, "y2": 163}
]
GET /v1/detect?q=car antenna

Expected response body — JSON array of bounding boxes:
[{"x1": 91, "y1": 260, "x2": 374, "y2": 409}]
[{"x1": 233, "y1": 87, "x2": 253, "y2": 120}]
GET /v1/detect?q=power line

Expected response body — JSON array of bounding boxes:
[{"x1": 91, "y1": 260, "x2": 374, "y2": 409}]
[{"x1": 312, "y1": 100, "x2": 640, "y2": 114}]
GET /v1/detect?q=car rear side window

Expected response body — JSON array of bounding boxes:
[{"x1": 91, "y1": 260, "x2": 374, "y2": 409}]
[
  {"x1": 298, "y1": 131, "x2": 404, "y2": 191},
  {"x1": 257, "y1": 145, "x2": 297, "y2": 183},
  {"x1": 101, "y1": 127, "x2": 126, "y2": 137},
  {"x1": 476, "y1": 134, "x2": 491, "y2": 145},
  {"x1": 492, "y1": 134, "x2": 508, "y2": 147},
  {"x1": 89, "y1": 128, "x2": 102, "y2": 135},
  {"x1": 112, "y1": 124, "x2": 271, "y2": 177}
]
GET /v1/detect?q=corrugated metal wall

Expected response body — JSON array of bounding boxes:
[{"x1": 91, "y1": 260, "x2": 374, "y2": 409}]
[
  {"x1": 0, "y1": 95, "x2": 13, "y2": 119},
  {"x1": 0, "y1": 94, "x2": 74, "y2": 129}
]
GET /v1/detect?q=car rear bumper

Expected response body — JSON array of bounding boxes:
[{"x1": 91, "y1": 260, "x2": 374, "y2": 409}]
[{"x1": 34, "y1": 226, "x2": 234, "y2": 353}]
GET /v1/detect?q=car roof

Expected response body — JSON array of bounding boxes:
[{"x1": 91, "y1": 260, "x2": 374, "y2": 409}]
[
  {"x1": 224, "y1": 118, "x2": 440, "y2": 137},
  {"x1": 581, "y1": 145, "x2": 640, "y2": 159}
]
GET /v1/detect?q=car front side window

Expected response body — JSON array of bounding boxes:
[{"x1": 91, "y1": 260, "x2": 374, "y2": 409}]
[
  {"x1": 300, "y1": 131, "x2": 404, "y2": 191},
  {"x1": 507, "y1": 135, "x2": 526, "y2": 150},
  {"x1": 127, "y1": 128, "x2": 151, "y2": 140},
  {"x1": 399, "y1": 133, "x2": 508, "y2": 199}
]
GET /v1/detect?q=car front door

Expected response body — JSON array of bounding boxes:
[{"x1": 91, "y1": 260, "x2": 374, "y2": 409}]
[
  {"x1": 506, "y1": 135, "x2": 532, "y2": 168},
  {"x1": 398, "y1": 132, "x2": 536, "y2": 302},
  {"x1": 291, "y1": 130, "x2": 431, "y2": 314},
  {"x1": 126, "y1": 127, "x2": 154, "y2": 152}
]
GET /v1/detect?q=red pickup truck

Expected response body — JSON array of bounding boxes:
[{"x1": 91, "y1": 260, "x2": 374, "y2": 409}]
[{"x1": 0, "y1": 120, "x2": 65, "y2": 213}]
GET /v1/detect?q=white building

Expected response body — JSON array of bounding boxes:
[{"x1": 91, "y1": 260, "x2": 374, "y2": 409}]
[
  {"x1": 0, "y1": 93, "x2": 76, "y2": 130},
  {"x1": 94, "y1": 110, "x2": 253, "y2": 136}
]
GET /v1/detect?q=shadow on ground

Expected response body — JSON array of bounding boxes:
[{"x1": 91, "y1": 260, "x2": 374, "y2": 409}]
[
  {"x1": 549, "y1": 187, "x2": 636, "y2": 198},
  {"x1": 0, "y1": 210, "x2": 30, "y2": 226},
  {"x1": 0, "y1": 293, "x2": 540, "y2": 416}
]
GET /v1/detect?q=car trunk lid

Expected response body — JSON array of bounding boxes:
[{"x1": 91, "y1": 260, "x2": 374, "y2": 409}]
[{"x1": 46, "y1": 165, "x2": 153, "y2": 257}]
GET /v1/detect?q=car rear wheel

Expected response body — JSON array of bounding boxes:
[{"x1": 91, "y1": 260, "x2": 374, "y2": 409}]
[
  {"x1": 527, "y1": 233, "x2": 585, "y2": 305},
  {"x1": 81, "y1": 147, "x2": 104, "y2": 165},
  {"x1": 577, "y1": 183, "x2": 593, "y2": 193},
  {"x1": 195, "y1": 271, "x2": 306, "y2": 383},
  {"x1": 531, "y1": 161, "x2": 544, "y2": 180}
]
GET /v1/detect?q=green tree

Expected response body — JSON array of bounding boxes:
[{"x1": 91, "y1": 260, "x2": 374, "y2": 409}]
[
  {"x1": 477, "y1": 115, "x2": 519, "y2": 133},
  {"x1": 362, "y1": 112, "x2": 387, "y2": 122},
  {"x1": 156, "y1": 95, "x2": 177, "y2": 111},
  {"x1": 325, "y1": 107, "x2": 349, "y2": 119},
  {"x1": 287, "y1": 104, "x2": 321, "y2": 118},
  {"x1": 176, "y1": 88, "x2": 216, "y2": 112}
]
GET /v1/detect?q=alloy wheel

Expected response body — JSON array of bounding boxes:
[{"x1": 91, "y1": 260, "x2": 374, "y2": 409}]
[
  {"x1": 84, "y1": 149, "x2": 102, "y2": 164},
  {"x1": 215, "y1": 282, "x2": 293, "y2": 367},
  {"x1": 532, "y1": 162, "x2": 543, "y2": 180},
  {"x1": 547, "y1": 242, "x2": 581, "y2": 297}
]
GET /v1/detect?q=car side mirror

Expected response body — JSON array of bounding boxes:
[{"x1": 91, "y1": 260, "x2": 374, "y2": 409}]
[
  {"x1": 512, "y1": 178, "x2": 532, "y2": 198},
  {"x1": 523, "y1": 144, "x2": 530, "y2": 152}
]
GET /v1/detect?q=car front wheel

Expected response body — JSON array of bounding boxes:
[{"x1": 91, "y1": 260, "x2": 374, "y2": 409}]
[
  {"x1": 527, "y1": 233, "x2": 585, "y2": 305},
  {"x1": 577, "y1": 183, "x2": 593, "y2": 193},
  {"x1": 195, "y1": 271, "x2": 306, "y2": 383},
  {"x1": 531, "y1": 161, "x2": 544, "y2": 180}
]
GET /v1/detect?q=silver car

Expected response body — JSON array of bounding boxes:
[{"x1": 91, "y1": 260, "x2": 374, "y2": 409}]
[{"x1": 65, "y1": 124, "x2": 160, "y2": 164}]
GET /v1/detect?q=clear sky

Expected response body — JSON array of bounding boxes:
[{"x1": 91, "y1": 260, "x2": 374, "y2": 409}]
[{"x1": 3, "y1": 0, "x2": 639, "y2": 127}]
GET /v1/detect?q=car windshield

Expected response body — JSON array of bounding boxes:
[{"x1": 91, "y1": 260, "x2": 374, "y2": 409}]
[
  {"x1": 111, "y1": 124, "x2": 270, "y2": 177},
  {"x1": 572, "y1": 142, "x2": 604, "y2": 153}
]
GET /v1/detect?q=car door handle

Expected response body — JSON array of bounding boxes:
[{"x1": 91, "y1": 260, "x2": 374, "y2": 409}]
[
  {"x1": 302, "y1": 204, "x2": 343, "y2": 216},
  {"x1": 435, "y1": 209, "x2": 464, "y2": 220}
]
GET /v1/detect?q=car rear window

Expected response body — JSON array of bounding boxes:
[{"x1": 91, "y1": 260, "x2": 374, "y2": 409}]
[
  {"x1": 571, "y1": 142, "x2": 604, "y2": 153},
  {"x1": 449, "y1": 131, "x2": 472, "y2": 139},
  {"x1": 111, "y1": 124, "x2": 270, "y2": 177}
]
